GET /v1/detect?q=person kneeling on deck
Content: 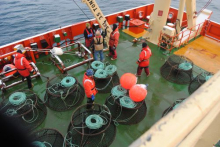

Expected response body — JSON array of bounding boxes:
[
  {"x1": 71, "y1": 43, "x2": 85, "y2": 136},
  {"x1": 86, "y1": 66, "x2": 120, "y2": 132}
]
[
  {"x1": 91, "y1": 30, "x2": 104, "y2": 62},
  {"x1": 106, "y1": 24, "x2": 120, "y2": 60},
  {"x1": 83, "y1": 69, "x2": 98, "y2": 109},
  {"x1": 13, "y1": 50, "x2": 36, "y2": 89},
  {"x1": 135, "y1": 42, "x2": 152, "y2": 77}
]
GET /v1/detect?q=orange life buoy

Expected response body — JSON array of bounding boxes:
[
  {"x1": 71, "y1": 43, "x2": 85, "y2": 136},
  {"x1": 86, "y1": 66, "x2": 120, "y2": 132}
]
[
  {"x1": 3, "y1": 64, "x2": 17, "y2": 76},
  {"x1": 167, "y1": 12, "x2": 174, "y2": 22},
  {"x1": 138, "y1": 11, "x2": 144, "y2": 19}
]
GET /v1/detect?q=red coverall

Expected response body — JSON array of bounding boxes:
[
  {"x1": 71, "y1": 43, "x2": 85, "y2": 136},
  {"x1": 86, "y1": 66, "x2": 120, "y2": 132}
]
[
  {"x1": 108, "y1": 27, "x2": 120, "y2": 59},
  {"x1": 137, "y1": 47, "x2": 152, "y2": 76}
]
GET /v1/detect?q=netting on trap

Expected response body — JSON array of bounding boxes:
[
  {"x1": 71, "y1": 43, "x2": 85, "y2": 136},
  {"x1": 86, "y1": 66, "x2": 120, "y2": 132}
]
[
  {"x1": 44, "y1": 74, "x2": 85, "y2": 111},
  {"x1": 188, "y1": 72, "x2": 213, "y2": 94},
  {"x1": 160, "y1": 55, "x2": 193, "y2": 84},
  {"x1": 0, "y1": 90, "x2": 47, "y2": 131},
  {"x1": 64, "y1": 103, "x2": 116, "y2": 147},
  {"x1": 31, "y1": 128, "x2": 64, "y2": 147},
  {"x1": 162, "y1": 98, "x2": 186, "y2": 117},
  {"x1": 90, "y1": 61, "x2": 120, "y2": 93},
  {"x1": 105, "y1": 85, "x2": 147, "y2": 125}
]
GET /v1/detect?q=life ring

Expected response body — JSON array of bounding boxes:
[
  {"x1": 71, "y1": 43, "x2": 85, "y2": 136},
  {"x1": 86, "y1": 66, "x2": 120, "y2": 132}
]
[
  {"x1": 167, "y1": 12, "x2": 174, "y2": 22},
  {"x1": 138, "y1": 11, "x2": 144, "y2": 19},
  {"x1": 3, "y1": 64, "x2": 17, "y2": 76}
]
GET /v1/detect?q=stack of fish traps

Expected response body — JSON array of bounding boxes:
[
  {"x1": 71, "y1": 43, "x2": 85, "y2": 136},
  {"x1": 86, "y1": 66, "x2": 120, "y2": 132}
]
[
  {"x1": 0, "y1": 90, "x2": 47, "y2": 131},
  {"x1": 44, "y1": 74, "x2": 85, "y2": 111},
  {"x1": 90, "y1": 61, "x2": 120, "y2": 93},
  {"x1": 160, "y1": 55, "x2": 194, "y2": 84},
  {"x1": 64, "y1": 103, "x2": 116, "y2": 147},
  {"x1": 105, "y1": 85, "x2": 147, "y2": 125},
  {"x1": 31, "y1": 128, "x2": 64, "y2": 147}
]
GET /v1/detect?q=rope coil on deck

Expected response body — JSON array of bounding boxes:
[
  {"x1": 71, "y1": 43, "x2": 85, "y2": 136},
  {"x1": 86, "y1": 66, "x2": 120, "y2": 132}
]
[
  {"x1": 85, "y1": 114, "x2": 107, "y2": 129},
  {"x1": 9, "y1": 92, "x2": 26, "y2": 106},
  {"x1": 94, "y1": 69, "x2": 108, "y2": 78},
  {"x1": 60, "y1": 77, "x2": 76, "y2": 87},
  {"x1": 105, "y1": 65, "x2": 117, "y2": 76},
  {"x1": 91, "y1": 61, "x2": 105, "y2": 70},
  {"x1": 178, "y1": 62, "x2": 192, "y2": 70},
  {"x1": 111, "y1": 85, "x2": 127, "y2": 98},
  {"x1": 119, "y1": 96, "x2": 136, "y2": 108},
  {"x1": 32, "y1": 141, "x2": 52, "y2": 147}
]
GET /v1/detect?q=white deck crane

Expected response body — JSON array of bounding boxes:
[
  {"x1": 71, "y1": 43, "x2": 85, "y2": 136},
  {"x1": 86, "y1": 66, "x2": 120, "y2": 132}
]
[{"x1": 144, "y1": 0, "x2": 197, "y2": 44}]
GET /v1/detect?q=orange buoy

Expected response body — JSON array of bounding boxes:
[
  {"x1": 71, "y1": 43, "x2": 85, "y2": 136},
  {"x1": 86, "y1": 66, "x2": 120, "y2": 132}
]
[
  {"x1": 120, "y1": 73, "x2": 137, "y2": 90},
  {"x1": 129, "y1": 84, "x2": 147, "y2": 102},
  {"x1": 3, "y1": 64, "x2": 17, "y2": 76}
]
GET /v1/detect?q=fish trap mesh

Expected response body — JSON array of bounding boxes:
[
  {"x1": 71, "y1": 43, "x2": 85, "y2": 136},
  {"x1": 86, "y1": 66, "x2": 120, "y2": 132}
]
[
  {"x1": 64, "y1": 104, "x2": 116, "y2": 147},
  {"x1": 162, "y1": 98, "x2": 186, "y2": 117},
  {"x1": 31, "y1": 128, "x2": 64, "y2": 147},
  {"x1": 188, "y1": 72, "x2": 213, "y2": 94},
  {"x1": 90, "y1": 61, "x2": 120, "y2": 93},
  {"x1": 160, "y1": 55, "x2": 193, "y2": 84},
  {"x1": 105, "y1": 95, "x2": 147, "y2": 125},
  {"x1": 0, "y1": 90, "x2": 47, "y2": 131},
  {"x1": 44, "y1": 74, "x2": 85, "y2": 111}
]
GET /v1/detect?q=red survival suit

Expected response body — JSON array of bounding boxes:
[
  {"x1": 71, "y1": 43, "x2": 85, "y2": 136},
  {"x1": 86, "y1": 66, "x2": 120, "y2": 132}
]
[
  {"x1": 84, "y1": 28, "x2": 94, "y2": 48},
  {"x1": 14, "y1": 53, "x2": 33, "y2": 77},
  {"x1": 83, "y1": 73, "x2": 98, "y2": 98},
  {"x1": 138, "y1": 46, "x2": 152, "y2": 67},
  {"x1": 108, "y1": 27, "x2": 120, "y2": 59}
]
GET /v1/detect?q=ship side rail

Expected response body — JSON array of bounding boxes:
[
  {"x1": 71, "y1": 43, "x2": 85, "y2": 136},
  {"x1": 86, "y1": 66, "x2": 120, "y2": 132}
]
[{"x1": 130, "y1": 70, "x2": 220, "y2": 147}]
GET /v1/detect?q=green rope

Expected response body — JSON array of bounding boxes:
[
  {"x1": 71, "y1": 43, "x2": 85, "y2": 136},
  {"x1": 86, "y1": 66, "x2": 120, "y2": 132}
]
[
  {"x1": 91, "y1": 61, "x2": 104, "y2": 70},
  {"x1": 5, "y1": 109, "x2": 17, "y2": 116},
  {"x1": 60, "y1": 77, "x2": 76, "y2": 87},
  {"x1": 119, "y1": 96, "x2": 136, "y2": 108},
  {"x1": 105, "y1": 65, "x2": 117, "y2": 76},
  {"x1": 9, "y1": 92, "x2": 26, "y2": 106},
  {"x1": 205, "y1": 75, "x2": 213, "y2": 81},
  {"x1": 178, "y1": 62, "x2": 192, "y2": 70},
  {"x1": 111, "y1": 85, "x2": 127, "y2": 98},
  {"x1": 94, "y1": 69, "x2": 108, "y2": 78},
  {"x1": 85, "y1": 114, "x2": 106, "y2": 129},
  {"x1": 32, "y1": 141, "x2": 52, "y2": 147}
]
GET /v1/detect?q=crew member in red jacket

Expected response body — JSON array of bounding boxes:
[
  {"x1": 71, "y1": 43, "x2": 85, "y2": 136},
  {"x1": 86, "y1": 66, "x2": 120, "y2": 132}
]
[
  {"x1": 136, "y1": 42, "x2": 152, "y2": 77},
  {"x1": 84, "y1": 23, "x2": 94, "y2": 55},
  {"x1": 83, "y1": 69, "x2": 98, "y2": 109},
  {"x1": 13, "y1": 50, "x2": 35, "y2": 89},
  {"x1": 106, "y1": 24, "x2": 120, "y2": 60}
]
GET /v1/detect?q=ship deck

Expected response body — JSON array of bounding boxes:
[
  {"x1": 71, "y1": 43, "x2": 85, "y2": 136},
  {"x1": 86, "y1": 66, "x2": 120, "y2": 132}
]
[{"x1": 1, "y1": 30, "x2": 209, "y2": 146}]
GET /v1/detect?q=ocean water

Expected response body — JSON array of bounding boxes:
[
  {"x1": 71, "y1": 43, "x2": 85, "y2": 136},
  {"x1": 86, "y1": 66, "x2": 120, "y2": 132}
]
[{"x1": 0, "y1": 0, "x2": 219, "y2": 46}]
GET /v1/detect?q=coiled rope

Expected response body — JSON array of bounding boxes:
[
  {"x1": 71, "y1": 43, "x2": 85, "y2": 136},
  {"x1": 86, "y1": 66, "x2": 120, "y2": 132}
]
[
  {"x1": 9, "y1": 92, "x2": 26, "y2": 106},
  {"x1": 85, "y1": 114, "x2": 107, "y2": 129},
  {"x1": 105, "y1": 65, "x2": 117, "y2": 76},
  {"x1": 91, "y1": 61, "x2": 104, "y2": 70},
  {"x1": 32, "y1": 141, "x2": 52, "y2": 147},
  {"x1": 178, "y1": 62, "x2": 192, "y2": 70},
  {"x1": 119, "y1": 96, "x2": 136, "y2": 108},
  {"x1": 111, "y1": 85, "x2": 127, "y2": 98},
  {"x1": 60, "y1": 76, "x2": 76, "y2": 87},
  {"x1": 94, "y1": 69, "x2": 108, "y2": 78}
]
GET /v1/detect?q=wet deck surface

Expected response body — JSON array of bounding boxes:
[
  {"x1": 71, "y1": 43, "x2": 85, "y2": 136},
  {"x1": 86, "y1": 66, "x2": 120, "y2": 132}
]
[
  {"x1": 0, "y1": 29, "x2": 195, "y2": 146},
  {"x1": 174, "y1": 36, "x2": 220, "y2": 74}
]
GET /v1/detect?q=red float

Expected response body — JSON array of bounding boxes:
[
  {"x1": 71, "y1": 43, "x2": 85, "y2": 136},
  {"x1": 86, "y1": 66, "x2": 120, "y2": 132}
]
[
  {"x1": 120, "y1": 73, "x2": 137, "y2": 90},
  {"x1": 129, "y1": 84, "x2": 147, "y2": 102}
]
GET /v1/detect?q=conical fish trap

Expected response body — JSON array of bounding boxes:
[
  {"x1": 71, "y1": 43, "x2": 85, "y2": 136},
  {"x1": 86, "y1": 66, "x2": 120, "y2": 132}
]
[
  {"x1": 160, "y1": 55, "x2": 193, "y2": 84},
  {"x1": 64, "y1": 104, "x2": 116, "y2": 147},
  {"x1": 0, "y1": 90, "x2": 47, "y2": 131},
  {"x1": 105, "y1": 85, "x2": 147, "y2": 125},
  {"x1": 162, "y1": 98, "x2": 186, "y2": 117},
  {"x1": 31, "y1": 128, "x2": 64, "y2": 147},
  {"x1": 90, "y1": 61, "x2": 120, "y2": 93},
  {"x1": 44, "y1": 74, "x2": 85, "y2": 111},
  {"x1": 188, "y1": 72, "x2": 213, "y2": 94}
]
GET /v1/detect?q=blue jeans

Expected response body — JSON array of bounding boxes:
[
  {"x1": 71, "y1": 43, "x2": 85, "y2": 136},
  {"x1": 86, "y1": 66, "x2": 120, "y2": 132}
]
[{"x1": 94, "y1": 50, "x2": 104, "y2": 61}]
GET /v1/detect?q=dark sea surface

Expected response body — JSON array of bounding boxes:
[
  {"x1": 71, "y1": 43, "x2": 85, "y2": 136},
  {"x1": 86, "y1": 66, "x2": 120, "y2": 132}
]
[{"x1": 0, "y1": 0, "x2": 219, "y2": 46}]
